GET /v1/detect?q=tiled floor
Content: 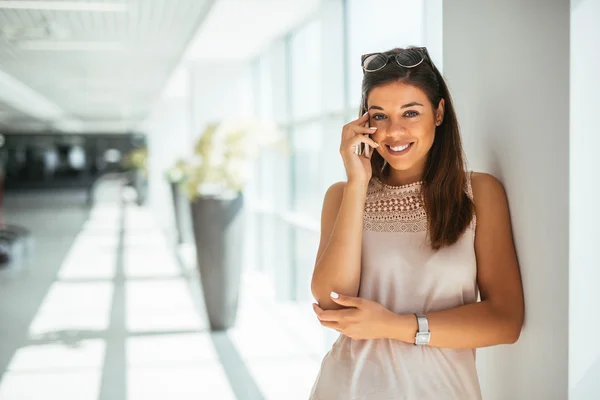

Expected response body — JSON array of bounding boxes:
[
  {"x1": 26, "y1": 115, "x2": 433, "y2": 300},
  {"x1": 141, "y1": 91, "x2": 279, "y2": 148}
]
[{"x1": 0, "y1": 181, "x2": 330, "y2": 400}]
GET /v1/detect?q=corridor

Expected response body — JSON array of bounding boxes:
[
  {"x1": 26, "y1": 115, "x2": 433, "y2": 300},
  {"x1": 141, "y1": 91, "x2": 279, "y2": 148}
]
[{"x1": 0, "y1": 180, "x2": 323, "y2": 400}]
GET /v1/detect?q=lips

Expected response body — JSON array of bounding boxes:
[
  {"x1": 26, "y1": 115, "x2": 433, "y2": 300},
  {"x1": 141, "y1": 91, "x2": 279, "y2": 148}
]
[
  {"x1": 385, "y1": 140, "x2": 413, "y2": 147},
  {"x1": 388, "y1": 143, "x2": 411, "y2": 152},
  {"x1": 385, "y1": 141, "x2": 415, "y2": 155}
]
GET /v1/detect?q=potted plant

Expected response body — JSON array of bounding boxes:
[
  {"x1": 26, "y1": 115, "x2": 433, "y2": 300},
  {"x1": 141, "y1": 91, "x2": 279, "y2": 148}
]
[
  {"x1": 182, "y1": 119, "x2": 281, "y2": 330},
  {"x1": 165, "y1": 159, "x2": 190, "y2": 244}
]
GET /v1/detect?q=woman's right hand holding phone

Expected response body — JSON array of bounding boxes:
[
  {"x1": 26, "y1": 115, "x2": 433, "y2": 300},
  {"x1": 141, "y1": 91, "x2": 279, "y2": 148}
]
[{"x1": 340, "y1": 112, "x2": 379, "y2": 187}]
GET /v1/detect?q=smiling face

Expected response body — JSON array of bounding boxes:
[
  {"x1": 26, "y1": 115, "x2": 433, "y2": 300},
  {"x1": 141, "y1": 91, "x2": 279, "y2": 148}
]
[{"x1": 367, "y1": 81, "x2": 444, "y2": 185}]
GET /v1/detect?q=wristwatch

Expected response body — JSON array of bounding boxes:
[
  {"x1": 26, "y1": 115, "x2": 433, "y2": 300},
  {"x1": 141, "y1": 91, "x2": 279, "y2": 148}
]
[{"x1": 414, "y1": 313, "x2": 431, "y2": 346}]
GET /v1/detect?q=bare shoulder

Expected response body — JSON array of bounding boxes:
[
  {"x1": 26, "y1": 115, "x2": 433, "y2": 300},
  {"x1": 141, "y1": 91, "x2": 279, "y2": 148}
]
[
  {"x1": 470, "y1": 172, "x2": 508, "y2": 208},
  {"x1": 325, "y1": 181, "x2": 347, "y2": 199},
  {"x1": 321, "y1": 181, "x2": 346, "y2": 216},
  {"x1": 322, "y1": 181, "x2": 347, "y2": 210},
  {"x1": 470, "y1": 172, "x2": 512, "y2": 240}
]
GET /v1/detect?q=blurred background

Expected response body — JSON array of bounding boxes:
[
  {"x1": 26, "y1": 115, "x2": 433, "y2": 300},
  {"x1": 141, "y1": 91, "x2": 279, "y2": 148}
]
[{"x1": 0, "y1": 0, "x2": 598, "y2": 399}]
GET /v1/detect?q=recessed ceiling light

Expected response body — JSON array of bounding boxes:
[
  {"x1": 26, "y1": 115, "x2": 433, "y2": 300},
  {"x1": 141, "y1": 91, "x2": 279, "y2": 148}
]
[{"x1": 0, "y1": 1, "x2": 128, "y2": 12}]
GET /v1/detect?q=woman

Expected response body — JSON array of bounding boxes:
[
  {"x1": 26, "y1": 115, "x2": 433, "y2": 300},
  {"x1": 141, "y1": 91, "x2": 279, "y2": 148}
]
[{"x1": 309, "y1": 47, "x2": 524, "y2": 399}]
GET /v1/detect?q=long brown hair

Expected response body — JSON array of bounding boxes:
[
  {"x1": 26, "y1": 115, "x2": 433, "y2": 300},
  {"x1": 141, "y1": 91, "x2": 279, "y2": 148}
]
[{"x1": 360, "y1": 47, "x2": 474, "y2": 250}]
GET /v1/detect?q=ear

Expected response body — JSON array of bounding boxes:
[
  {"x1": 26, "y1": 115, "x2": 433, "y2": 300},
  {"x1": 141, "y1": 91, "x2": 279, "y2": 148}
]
[{"x1": 436, "y1": 98, "x2": 445, "y2": 122}]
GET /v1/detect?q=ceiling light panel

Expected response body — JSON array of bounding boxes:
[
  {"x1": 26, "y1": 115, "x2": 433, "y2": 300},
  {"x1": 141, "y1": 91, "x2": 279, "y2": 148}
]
[
  {"x1": 0, "y1": 1, "x2": 128, "y2": 12},
  {"x1": 0, "y1": 0, "x2": 214, "y2": 132},
  {"x1": 18, "y1": 40, "x2": 127, "y2": 51}
]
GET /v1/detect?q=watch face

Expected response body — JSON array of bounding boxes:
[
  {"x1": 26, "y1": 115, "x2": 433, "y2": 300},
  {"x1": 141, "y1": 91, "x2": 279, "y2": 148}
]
[{"x1": 415, "y1": 332, "x2": 431, "y2": 346}]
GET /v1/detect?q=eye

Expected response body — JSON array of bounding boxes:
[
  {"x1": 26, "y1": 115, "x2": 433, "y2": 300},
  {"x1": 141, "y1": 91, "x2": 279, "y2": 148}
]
[
  {"x1": 372, "y1": 114, "x2": 386, "y2": 121},
  {"x1": 404, "y1": 110, "x2": 419, "y2": 118}
]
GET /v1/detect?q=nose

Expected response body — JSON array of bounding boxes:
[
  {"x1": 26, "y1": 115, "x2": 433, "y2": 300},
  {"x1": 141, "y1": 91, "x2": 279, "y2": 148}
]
[{"x1": 386, "y1": 118, "x2": 409, "y2": 137}]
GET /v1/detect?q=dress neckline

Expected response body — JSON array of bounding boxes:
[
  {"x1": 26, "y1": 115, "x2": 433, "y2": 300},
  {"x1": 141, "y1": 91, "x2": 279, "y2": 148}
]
[{"x1": 372, "y1": 176, "x2": 424, "y2": 191}]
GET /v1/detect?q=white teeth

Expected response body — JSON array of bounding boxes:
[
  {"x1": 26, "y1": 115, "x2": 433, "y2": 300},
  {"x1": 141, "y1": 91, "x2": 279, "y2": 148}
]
[{"x1": 389, "y1": 144, "x2": 410, "y2": 152}]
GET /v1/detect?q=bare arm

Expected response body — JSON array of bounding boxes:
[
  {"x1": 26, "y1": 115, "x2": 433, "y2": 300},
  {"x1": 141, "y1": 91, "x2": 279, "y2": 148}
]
[
  {"x1": 311, "y1": 181, "x2": 368, "y2": 310},
  {"x1": 312, "y1": 112, "x2": 379, "y2": 310},
  {"x1": 386, "y1": 172, "x2": 525, "y2": 347}
]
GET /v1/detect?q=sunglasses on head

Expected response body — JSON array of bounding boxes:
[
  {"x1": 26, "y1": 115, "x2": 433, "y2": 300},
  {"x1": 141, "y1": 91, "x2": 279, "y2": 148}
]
[{"x1": 361, "y1": 47, "x2": 433, "y2": 73}]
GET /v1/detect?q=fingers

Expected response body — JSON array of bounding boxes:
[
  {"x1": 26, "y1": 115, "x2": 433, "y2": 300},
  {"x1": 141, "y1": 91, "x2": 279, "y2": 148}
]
[
  {"x1": 357, "y1": 126, "x2": 379, "y2": 135},
  {"x1": 343, "y1": 124, "x2": 377, "y2": 140},
  {"x1": 351, "y1": 135, "x2": 379, "y2": 150},
  {"x1": 351, "y1": 111, "x2": 370, "y2": 125},
  {"x1": 313, "y1": 303, "x2": 339, "y2": 321},
  {"x1": 315, "y1": 310, "x2": 340, "y2": 322},
  {"x1": 342, "y1": 114, "x2": 376, "y2": 139},
  {"x1": 320, "y1": 321, "x2": 342, "y2": 331},
  {"x1": 312, "y1": 305, "x2": 341, "y2": 328},
  {"x1": 330, "y1": 293, "x2": 363, "y2": 308},
  {"x1": 312, "y1": 303, "x2": 356, "y2": 322},
  {"x1": 342, "y1": 135, "x2": 379, "y2": 155}
]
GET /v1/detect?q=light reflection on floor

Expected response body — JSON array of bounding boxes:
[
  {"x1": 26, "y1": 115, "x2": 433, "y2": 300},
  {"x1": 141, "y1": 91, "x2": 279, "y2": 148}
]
[
  {"x1": 0, "y1": 186, "x2": 330, "y2": 400},
  {"x1": 0, "y1": 194, "x2": 233, "y2": 400}
]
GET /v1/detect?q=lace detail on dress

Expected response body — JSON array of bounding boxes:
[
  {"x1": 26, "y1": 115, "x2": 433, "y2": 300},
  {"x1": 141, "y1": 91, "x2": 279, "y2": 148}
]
[
  {"x1": 363, "y1": 173, "x2": 477, "y2": 233},
  {"x1": 363, "y1": 177, "x2": 428, "y2": 233}
]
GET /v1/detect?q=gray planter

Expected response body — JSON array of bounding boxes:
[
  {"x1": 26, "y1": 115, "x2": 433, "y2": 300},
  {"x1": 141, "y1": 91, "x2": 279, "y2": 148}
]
[
  {"x1": 170, "y1": 182, "x2": 185, "y2": 243},
  {"x1": 190, "y1": 193, "x2": 244, "y2": 331},
  {"x1": 126, "y1": 169, "x2": 147, "y2": 206}
]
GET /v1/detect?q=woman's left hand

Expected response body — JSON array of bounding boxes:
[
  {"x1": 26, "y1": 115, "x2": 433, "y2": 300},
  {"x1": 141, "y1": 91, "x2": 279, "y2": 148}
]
[{"x1": 312, "y1": 292, "x2": 397, "y2": 340}]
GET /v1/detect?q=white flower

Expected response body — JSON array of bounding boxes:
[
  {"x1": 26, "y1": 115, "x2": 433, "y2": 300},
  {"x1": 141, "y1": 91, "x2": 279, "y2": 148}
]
[
  {"x1": 167, "y1": 168, "x2": 184, "y2": 182},
  {"x1": 182, "y1": 119, "x2": 283, "y2": 200}
]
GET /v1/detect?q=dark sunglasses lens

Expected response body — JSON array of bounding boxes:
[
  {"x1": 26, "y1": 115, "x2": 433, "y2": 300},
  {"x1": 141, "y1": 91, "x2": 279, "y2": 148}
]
[
  {"x1": 363, "y1": 54, "x2": 388, "y2": 71},
  {"x1": 395, "y1": 51, "x2": 424, "y2": 67}
]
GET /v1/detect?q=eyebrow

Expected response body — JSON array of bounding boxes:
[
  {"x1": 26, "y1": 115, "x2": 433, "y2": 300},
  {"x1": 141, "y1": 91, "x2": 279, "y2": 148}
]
[{"x1": 368, "y1": 102, "x2": 425, "y2": 111}]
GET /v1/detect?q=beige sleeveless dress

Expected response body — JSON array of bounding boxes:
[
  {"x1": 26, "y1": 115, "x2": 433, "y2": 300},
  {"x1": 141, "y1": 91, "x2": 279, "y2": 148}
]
[{"x1": 309, "y1": 172, "x2": 482, "y2": 400}]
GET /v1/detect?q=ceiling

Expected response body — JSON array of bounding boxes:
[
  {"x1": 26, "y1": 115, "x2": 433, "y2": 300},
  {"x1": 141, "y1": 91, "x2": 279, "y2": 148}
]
[
  {"x1": 0, "y1": 0, "x2": 320, "y2": 135},
  {"x1": 0, "y1": 0, "x2": 214, "y2": 134},
  {"x1": 183, "y1": 0, "x2": 320, "y2": 62}
]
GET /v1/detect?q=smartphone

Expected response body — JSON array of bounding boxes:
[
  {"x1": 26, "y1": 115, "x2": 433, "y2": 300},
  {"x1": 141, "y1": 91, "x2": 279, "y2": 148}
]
[{"x1": 362, "y1": 119, "x2": 371, "y2": 158}]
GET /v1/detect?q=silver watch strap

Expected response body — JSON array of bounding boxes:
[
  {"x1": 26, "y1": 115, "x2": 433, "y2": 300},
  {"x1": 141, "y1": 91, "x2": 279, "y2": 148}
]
[{"x1": 415, "y1": 313, "x2": 429, "y2": 333}]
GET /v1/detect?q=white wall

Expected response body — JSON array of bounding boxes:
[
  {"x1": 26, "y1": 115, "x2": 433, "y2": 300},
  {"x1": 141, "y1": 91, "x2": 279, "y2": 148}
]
[
  {"x1": 141, "y1": 65, "x2": 193, "y2": 235},
  {"x1": 570, "y1": 0, "x2": 600, "y2": 398},
  {"x1": 443, "y1": 1, "x2": 570, "y2": 399},
  {"x1": 422, "y1": 0, "x2": 443, "y2": 69},
  {"x1": 188, "y1": 61, "x2": 255, "y2": 138}
]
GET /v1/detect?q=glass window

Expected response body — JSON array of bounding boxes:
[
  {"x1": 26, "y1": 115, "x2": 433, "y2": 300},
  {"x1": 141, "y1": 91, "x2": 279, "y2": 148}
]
[
  {"x1": 290, "y1": 19, "x2": 322, "y2": 121},
  {"x1": 256, "y1": 39, "x2": 288, "y2": 123},
  {"x1": 320, "y1": 116, "x2": 349, "y2": 188},
  {"x1": 294, "y1": 228, "x2": 320, "y2": 302},
  {"x1": 255, "y1": 57, "x2": 272, "y2": 120},
  {"x1": 291, "y1": 122, "x2": 323, "y2": 218},
  {"x1": 346, "y1": 0, "x2": 426, "y2": 109}
]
